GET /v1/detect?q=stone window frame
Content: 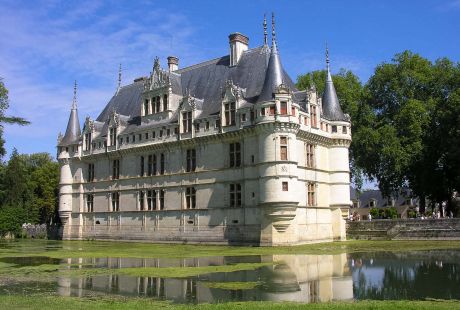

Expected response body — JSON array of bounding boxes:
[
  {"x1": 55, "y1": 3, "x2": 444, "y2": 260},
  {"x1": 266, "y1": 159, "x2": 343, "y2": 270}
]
[
  {"x1": 86, "y1": 194, "x2": 94, "y2": 212},
  {"x1": 229, "y1": 142, "x2": 242, "y2": 168},
  {"x1": 229, "y1": 183, "x2": 242, "y2": 207},
  {"x1": 306, "y1": 143, "x2": 316, "y2": 168},
  {"x1": 185, "y1": 187, "x2": 196, "y2": 209},
  {"x1": 307, "y1": 182, "x2": 316, "y2": 206},
  {"x1": 280, "y1": 136, "x2": 288, "y2": 161},
  {"x1": 186, "y1": 148, "x2": 196, "y2": 172}
]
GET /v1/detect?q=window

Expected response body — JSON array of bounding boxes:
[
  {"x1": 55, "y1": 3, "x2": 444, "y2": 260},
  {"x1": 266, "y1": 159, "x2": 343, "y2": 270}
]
[
  {"x1": 148, "y1": 154, "x2": 156, "y2": 176},
  {"x1": 126, "y1": 136, "x2": 129, "y2": 143},
  {"x1": 310, "y1": 105, "x2": 317, "y2": 127},
  {"x1": 280, "y1": 136, "x2": 288, "y2": 160},
  {"x1": 215, "y1": 119, "x2": 221, "y2": 129},
  {"x1": 132, "y1": 135, "x2": 135, "y2": 143},
  {"x1": 185, "y1": 187, "x2": 196, "y2": 209},
  {"x1": 229, "y1": 142, "x2": 241, "y2": 167},
  {"x1": 369, "y1": 200, "x2": 376, "y2": 208},
  {"x1": 342, "y1": 126, "x2": 347, "y2": 134},
  {"x1": 138, "y1": 134, "x2": 142, "y2": 141},
  {"x1": 84, "y1": 133, "x2": 92, "y2": 151},
  {"x1": 156, "y1": 96, "x2": 161, "y2": 113},
  {"x1": 229, "y1": 183, "x2": 242, "y2": 207},
  {"x1": 140, "y1": 156, "x2": 145, "y2": 176},
  {"x1": 166, "y1": 128, "x2": 170, "y2": 136},
  {"x1": 118, "y1": 137, "x2": 123, "y2": 145},
  {"x1": 282, "y1": 182, "x2": 288, "y2": 191},
  {"x1": 307, "y1": 183, "x2": 316, "y2": 206},
  {"x1": 186, "y1": 149, "x2": 196, "y2": 172},
  {"x1": 205, "y1": 121, "x2": 210, "y2": 130},
  {"x1": 224, "y1": 102, "x2": 236, "y2": 126},
  {"x1": 112, "y1": 159, "x2": 120, "y2": 180},
  {"x1": 163, "y1": 94, "x2": 168, "y2": 111},
  {"x1": 291, "y1": 106, "x2": 296, "y2": 116},
  {"x1": 145, "y1": 132, "x2": 149, "y2": 139},
  {"x1": 182, "y1": 111, "x2": 192, "y2": 133},
  {"x1": 261, "y1": 108, "x2": 266, "y2": 116},
  {"x1": 86, "y1": 194, "x2": 94, "y2": 212},
  {"x1": 332, "y1": 125, "x2": 337, "y2": 133},
  {"x1": 147, "y1": 190, "x2": 156, "y2": 210},
  {"x1": 151, "y1": 97, "x2": 156, "y2": 113},
  {"x1": 88, "y1": 163, "x2": 95, "y2": 182},
  {"x1": 280, "y1": 101, "x2": 287, "y2": 115},
  {"x1": 159, "y1": 130, "x2": 163, "y2": 138},
  {"x1": 139, "y1": 191, "x2": 145, "y2": 211},
  {"x1": 152, "y1": 131, "x2": 156, "y2": 139},
  {"x1": 250, "y1": 110, "x2": 255, "y2": 121},
  {"x1": 109, "y1": 128, "x2": 116, "y2": 146},
  {"x1": 160, "y1": 153, "x2": 165, "y2": 175},
  {"x1": 194, "y1": 123, "x2": 200, "y2": 132},
  {"x1": 306, "y1": 144, "x2": 315, "y2": 168},
  {"x1": 241, "y1": 113, "x2": 246, "y2": 122},
  {"x1": 144, "y1": 100, "x2": 149, "y2": 116},
  {"x1": 269, "y1": 105, "x2": 276, "y2": 116},
  {"x1": 159, "y1": 189, "x2": 165, "y2": 210},
  {"x1": 111, "y1": 192, "x2": 120, "y2": 211}
]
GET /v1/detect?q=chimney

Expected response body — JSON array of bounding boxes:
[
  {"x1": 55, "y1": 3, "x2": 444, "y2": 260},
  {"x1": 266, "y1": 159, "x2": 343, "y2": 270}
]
[
  {"x1": 167, "y1": 56, "x2": 179, "y2": 72},
  {"x1": 229, "y1": 33, "x2": 249, "y2": 66}
]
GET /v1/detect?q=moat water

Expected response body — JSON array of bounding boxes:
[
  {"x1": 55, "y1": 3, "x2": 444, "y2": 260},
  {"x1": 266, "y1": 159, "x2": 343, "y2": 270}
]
[{"x1": 0, "y1": 243, "x2": 459, "y2": 303}]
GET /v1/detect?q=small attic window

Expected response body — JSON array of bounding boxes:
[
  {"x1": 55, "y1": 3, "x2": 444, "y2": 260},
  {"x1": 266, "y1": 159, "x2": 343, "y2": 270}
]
[
  {"x1": 332, "y1": 125, "x2": 337, "y2": 133},
  {"x1": 343, "y1": 126, "x2": 347, "y2": 134}
]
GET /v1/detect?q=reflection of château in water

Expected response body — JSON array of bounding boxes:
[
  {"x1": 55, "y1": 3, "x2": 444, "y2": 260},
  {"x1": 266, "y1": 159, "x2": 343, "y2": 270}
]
[{"x1": 57, "y1": 254, "x2": 353, "y2": 303}]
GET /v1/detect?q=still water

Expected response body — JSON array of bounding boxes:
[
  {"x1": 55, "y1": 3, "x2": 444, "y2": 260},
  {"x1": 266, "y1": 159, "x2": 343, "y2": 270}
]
[{"x1": 1, "y1": 250, "x2": 459, "y2": 303}]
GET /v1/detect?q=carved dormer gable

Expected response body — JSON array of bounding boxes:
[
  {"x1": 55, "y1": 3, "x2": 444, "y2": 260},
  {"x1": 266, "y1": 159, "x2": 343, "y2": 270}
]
[
  {"x1": 82, "y1": 117, "x2": 95, "y2": 152},
  {"x1": 221, "y1": 80, "x2": 247, "y2": 127},
  {"x1": 108, "y1": 109, "x2": 120, "y2": 127},
  {"x1": 83, "y1": 116, "x2": 95, "y2": 134},
  {"x1": 144, "y1": 56, "x2": 171, "y2": 91}
]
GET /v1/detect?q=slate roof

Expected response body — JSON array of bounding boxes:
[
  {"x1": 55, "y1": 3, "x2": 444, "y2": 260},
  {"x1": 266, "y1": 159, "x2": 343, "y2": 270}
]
[
  {"x1": 350, "y1": 187, "x2": 417, "y2": 208},
  {"x1": 59, "y1": 107, "x2": 81, "y2": 146},
  {"x1": 95, "y1": 45, "x2": 299, "y2": 124},
  {"x1": 321, "y1": 66, "x2": 347, "y2": 121}
]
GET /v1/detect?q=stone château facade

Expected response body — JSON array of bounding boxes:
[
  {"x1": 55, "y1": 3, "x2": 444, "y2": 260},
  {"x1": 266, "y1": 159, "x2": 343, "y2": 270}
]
[{"x1": 57, "y1": 15, "x2": 352, "y2": 245}]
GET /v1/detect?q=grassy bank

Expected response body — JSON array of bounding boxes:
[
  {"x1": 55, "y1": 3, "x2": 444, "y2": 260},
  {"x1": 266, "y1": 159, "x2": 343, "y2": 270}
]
[
  {"x1": 2, "y1": 239, "x2": 460, "y2": 259},
  {"x1": 0, "y1": 295, "x2": 459, "y2": 310}
]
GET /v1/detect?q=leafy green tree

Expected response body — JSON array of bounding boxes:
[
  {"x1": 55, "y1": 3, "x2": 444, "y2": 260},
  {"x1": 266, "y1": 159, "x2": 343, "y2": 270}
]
[{"x1": 0, "y1": 78, "x2": 30, "y2": 159}]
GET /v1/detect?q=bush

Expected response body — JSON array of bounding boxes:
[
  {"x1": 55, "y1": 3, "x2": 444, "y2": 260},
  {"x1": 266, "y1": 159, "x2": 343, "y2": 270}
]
[
  {"x1": 0, "y1": 205, "x2": 27, "y2": 237},
  {"x1": 370, "y1": 207, "x2": 379, "y2": 219},
  {"x1": 384, "y1": 207, "x2": 398, "y2": 219}
]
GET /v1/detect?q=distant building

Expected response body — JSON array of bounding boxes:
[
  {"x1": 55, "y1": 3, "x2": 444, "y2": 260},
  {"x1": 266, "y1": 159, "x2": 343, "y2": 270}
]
[
  {"x1": 57, "y1": 15, "x2": 352, "y2": 245},
  {"x1": 349, "y1": 188, "x2": 419, "y2": 220}
]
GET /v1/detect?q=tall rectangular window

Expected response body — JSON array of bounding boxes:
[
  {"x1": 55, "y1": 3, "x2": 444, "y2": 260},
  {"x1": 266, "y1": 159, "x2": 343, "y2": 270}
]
[
  {"x1": 310, "y1": 105, "x2": 317, "y2": 128},
  {"x1": 280, "y1": 101, "x2": 287, "y2": 115},
  {"x1": 147, "y1": 190, "x2": 156, "y2": 211},
  {"x1": 291, "y1": 106, "x2": 296, "y2": 116},
  {"x1": 332, "y1": 125, "x2": 337, "y2": 133},
  {"x1": 140, "y1": 156, "x2": 145, "y2": 176},
  {"x1": 111, "y1": 192, "x2": 120, "y2": 211},
  {"x1": 88, "y1": 163, "x2": 95, "y2": 182},
  {"x1": 280, "y1": 137, "x2": 288, "y2": 161},
  {"x1": 159, "y1": 189, "x2": 165, "y2": 210},
  {"x1": 148, "y1": 154, "x2": 156, "y2": 176},
  {"x1": 160, "y1": 153, "x2": 165, "y2": 175},
  {"x1": 139, "y1": 191, "x2": 145, "y2": 211},
  {"x1": 109, "y1": 128, "x2": 116, "y2": 146},
  {"x1": 229, "y1": 183, "x2": 242, "y2": 207},
  {"x1": 224, "y1": 102, "x2": 236, "y2": 126},
  {"x1": 307, "y1": 183, "x2": 316, "y2": 206},
  {"x1": 112, "y1": 159, "x2": 120, "y2": 180},
  {"x1": 84, "y1": 133, "x2": 92, "y2": 151},
  {"x1": 163, "y1": 94, "x2": 168, "y2": 111},
  {"x1": 185, "y1": 187, "x2": 196, "y2": 209},
  {"x1": 229, "y1": 142, "x2": 241, "y2": 167},
  {"x1": 144, "y1": 100, "x2": 149, "y2": 116},
  {"x1": 156, "y1": 96, "x2": 161, "y2": 113},
  {"x1": 269, "y1": 105, "x2": 276, "y2": 116},
  {"x1": 86, "y1": 194, "x2": 94, "y2": 212},
  {"x1": 182, "y1": 112, "x2": 192, "y2": 133},
  {"x1": 186, "y1": 149, "x2": 196, "y2": 172},
  {"x1": 306, "y1": 144, "x2": 315, "y2": 168},
  {"x1": 151, "y1": 97, "x2": 156, "y2": 113}
]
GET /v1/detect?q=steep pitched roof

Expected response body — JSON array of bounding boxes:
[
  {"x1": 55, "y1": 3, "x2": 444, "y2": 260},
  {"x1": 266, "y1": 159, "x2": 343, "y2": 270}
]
[
  {"x1": 59, "y1": 107, "x2": 81, "y2": 146},
  {"x1": 257, "y1": 40, "x2": 284, "y2": 102},
  {"x1": 96, "y1": 46, "x2": 298, "y2": 123},
  {"x1": 321, "y1": 53, "x2": 347, "y2": 121}
]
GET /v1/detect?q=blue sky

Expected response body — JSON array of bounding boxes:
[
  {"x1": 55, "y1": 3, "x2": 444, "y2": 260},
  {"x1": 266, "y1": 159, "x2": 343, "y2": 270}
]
[{"x1": 1, "y1": 0, "x2": 460, "y2": 162}]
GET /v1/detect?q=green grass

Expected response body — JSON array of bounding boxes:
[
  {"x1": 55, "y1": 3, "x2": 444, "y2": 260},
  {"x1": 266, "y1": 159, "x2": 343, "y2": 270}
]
[
  {"x1": 202, "y1": 281, "x2": 260, "y2": 290},
  {"x1": 1, "y1": 239, "x2": 460, "y2": 260},
  {"x1": 0, "y1": 295, "x2": 459, "y2": 310}
]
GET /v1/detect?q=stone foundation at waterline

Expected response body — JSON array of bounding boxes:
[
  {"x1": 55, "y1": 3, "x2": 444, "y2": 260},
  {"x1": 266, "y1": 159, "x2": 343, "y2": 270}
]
[{"x1": 347, "y1": 218, "x2": 460, "y2": 240}]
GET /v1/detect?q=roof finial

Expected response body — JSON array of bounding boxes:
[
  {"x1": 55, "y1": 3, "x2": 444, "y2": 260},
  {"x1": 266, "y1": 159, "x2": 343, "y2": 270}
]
[
  {"x1": 271, "y1": 12, "x2": 276, "y2": 45},
  {"x1": 326, "y1": 42, "x2": 330, "y2": 72},
  {"x1": 116, "y1": 63, "x2": 122, "y2": 94},
  {"x1": 72, "y1": 80, "x2": 77, "y2": 109},
  {"x1": 263, "y1": 13, "x2": 268, "y2": 46}
]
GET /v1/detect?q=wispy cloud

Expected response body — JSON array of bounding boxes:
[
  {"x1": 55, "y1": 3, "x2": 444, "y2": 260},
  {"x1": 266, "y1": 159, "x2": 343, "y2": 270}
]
[{"x1": 0, "y1": 0, "x2": 200, "y2": 156}]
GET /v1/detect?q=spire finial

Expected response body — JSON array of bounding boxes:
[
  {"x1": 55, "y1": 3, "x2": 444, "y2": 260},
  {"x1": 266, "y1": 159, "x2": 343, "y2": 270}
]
[
  {"x1": 72, "y1": 80, "x2": 77, "y2": 109},
  {"x1": 116, "y1": 63, "x2": 122, "y2": 94},
  {"x1": 263, "y1": 13, "x2": 268, "y2": 45},
  {"x1": 271, "y1": 12, "x2": 276, "y2": 44},
  {"x1": 326, "y1": 42, "x2": 330, "y2": 71}
]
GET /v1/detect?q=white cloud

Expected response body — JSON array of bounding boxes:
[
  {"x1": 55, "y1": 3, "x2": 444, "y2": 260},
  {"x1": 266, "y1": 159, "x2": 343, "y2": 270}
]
[{"x1": 0, "y1": 0, "x2": 201, "y2": 157}]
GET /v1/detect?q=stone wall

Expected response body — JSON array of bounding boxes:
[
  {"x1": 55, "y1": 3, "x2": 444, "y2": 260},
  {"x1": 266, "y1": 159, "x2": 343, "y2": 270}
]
[{"x1": 347, "y1": 218, "x2": 460, "y2": 240}]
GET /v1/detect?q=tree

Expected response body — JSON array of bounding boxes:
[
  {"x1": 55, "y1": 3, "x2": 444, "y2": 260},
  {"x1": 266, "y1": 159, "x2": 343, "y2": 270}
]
[{"x1": 0, "y1": 78, "x2": 30, "y2": 158}]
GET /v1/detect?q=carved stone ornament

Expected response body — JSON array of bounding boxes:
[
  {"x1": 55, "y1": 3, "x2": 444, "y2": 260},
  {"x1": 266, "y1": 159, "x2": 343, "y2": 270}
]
[{"x1": 276, "y1": 83, "x2": 290, "y2": 94}]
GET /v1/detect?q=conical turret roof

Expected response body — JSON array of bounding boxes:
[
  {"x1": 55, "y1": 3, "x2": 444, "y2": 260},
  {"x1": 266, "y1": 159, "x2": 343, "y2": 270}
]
[
  {"x1": 59, "y1": 82, "x2": 81, "y2": 146},
  {"x1": 321, "y1": 48, "x2": 347, "y2": 121}
]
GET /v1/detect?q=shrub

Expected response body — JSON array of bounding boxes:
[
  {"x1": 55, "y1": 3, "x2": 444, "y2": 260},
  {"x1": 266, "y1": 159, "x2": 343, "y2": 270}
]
[{"x1": 0, "y1": 205, "x2": 27, "y2": 237}]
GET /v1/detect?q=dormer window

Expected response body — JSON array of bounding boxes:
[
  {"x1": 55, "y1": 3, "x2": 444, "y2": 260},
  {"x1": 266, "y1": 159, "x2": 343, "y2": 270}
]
[
  {"x1": 84, "y1": 132, "x2": 92, "y2": 151},
  {"x1": 109, "y1": 128, "x2": 116, "y2": 146},
  {"x1": 280, "y1": 101, "x2": 287, "y2": 115},
  {"x1": 310, "y1": 104, "x2": 317, "y2": 127},
  {"x1": 332, "y1": 125, "x2": 337, "y2": 133},
  {"x1": 182, "y1": 111, "x2": 192, "y2": 133},
  {"x1": 163, "y1": 94, "x2": 168, "y2": 111},
  {"x1": 224, "y1": 102, "x2": 236, "y2": 126},
  {"x1": 156, "y1": 96, "x2": 161, "y2": 113},
  {"x1": 144, "y1": 100, "x2": 149, "y2": 116},
  {"x1": 369, "y1": 199, "x2": 376, "y2": 208}
]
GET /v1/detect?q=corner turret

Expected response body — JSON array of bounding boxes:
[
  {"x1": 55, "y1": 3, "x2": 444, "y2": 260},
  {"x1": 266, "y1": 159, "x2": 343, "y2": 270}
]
[{"x1": 321, "y1": 47, "x2": 347, "y2": 121}]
